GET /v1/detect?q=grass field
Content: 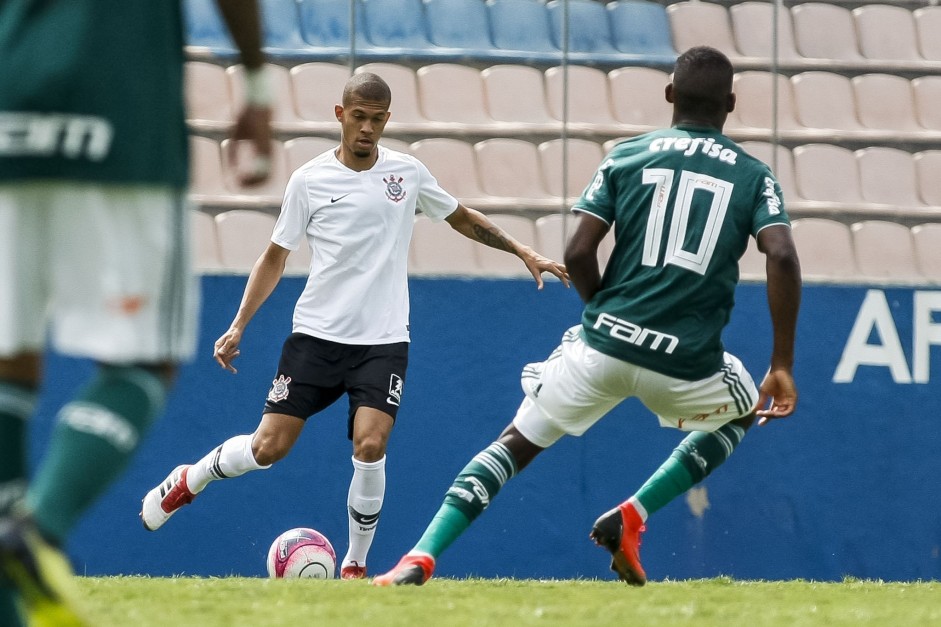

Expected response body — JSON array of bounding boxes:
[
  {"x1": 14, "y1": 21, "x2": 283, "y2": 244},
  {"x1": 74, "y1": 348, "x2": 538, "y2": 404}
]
[{"x1": 72, "y1": 576, "x2": 941, "y2": 627}]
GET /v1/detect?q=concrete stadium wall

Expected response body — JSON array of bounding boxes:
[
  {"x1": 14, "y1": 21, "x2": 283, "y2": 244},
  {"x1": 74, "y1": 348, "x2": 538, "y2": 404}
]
[{"x1": 34, "y1": 277, "x2": 941, "y2": 582}]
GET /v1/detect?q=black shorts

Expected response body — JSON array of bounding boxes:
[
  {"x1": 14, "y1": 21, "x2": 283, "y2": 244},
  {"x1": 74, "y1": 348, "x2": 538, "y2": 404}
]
[{"x1": 263, "y1": 332, "x2": 409, "y2": 439}]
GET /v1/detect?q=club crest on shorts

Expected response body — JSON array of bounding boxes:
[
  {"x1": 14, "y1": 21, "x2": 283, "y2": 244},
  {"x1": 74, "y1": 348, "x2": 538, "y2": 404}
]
[
  {"x1": 267, "y1": 374, "x2": 292, "y2": 403},
  {"x1": 386, "y1": 374, "x2": 403, "y2": 406},
  {"x1": 383, "y1": 175, "x2": 406, "y2": 202}
]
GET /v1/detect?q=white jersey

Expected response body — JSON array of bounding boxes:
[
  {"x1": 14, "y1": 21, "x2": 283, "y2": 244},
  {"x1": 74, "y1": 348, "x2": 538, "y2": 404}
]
[{"x1": 271, "y1": 146, "x2": 458, "y2": 344}]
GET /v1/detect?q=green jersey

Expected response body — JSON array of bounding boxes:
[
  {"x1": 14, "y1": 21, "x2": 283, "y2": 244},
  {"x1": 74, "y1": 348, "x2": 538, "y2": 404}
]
[
  {"x1": 0, "y1": 1, "x2": 188, "y2": 188},
  {"x1": 573, "y1": 126, "x2": 790, "y2": 380}
]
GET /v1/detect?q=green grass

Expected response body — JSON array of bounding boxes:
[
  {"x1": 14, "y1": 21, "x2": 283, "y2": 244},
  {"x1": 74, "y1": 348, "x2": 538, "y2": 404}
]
[{"x1": 72, "y1": 576, "x2": 941, "y2": 627}]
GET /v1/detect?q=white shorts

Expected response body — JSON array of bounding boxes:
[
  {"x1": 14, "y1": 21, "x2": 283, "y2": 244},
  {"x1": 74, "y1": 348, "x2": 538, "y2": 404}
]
[
  {"x1": 0, "y1": 182, "x2": 199, "y2": 364},
  {"x1": 513, "y1": 326, "x2": 759, "y2": 448}
]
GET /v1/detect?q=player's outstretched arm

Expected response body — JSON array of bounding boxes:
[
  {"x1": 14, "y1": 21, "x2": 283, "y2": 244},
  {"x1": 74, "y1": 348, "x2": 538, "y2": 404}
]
[
  {"x1": 444, "y1": 205, "x2": 569, "y2": 289},
  {"x1": 754, "y1": 224, "x2": 802, "y2": 424},
  {"x1": 214, "y1": 243, "x2": 291, "y2": 373},
  {"x1": 215, "y1": 0, "x2": 272, "y2": 187}
]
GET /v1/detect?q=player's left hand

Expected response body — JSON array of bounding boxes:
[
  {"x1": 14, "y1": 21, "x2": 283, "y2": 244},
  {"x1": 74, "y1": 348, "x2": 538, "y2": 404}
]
[
  {"x1": 521, "y1": 248, "x2": 570, "y2": 290},
  {"x1": 753, "y1": 368, "x2": 797, "y2": 425},
  {"x1": 228, "y1": 105, "x2": 273, "y2": 187}
]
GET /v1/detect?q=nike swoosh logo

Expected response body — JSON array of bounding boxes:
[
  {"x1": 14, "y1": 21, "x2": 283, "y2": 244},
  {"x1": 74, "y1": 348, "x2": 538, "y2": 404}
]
[
  {"x1": 386, "y1": 397, "x2": 400, "y2": 406},
  {"x1": 331, "y1": 194, "x2": 350, "y2": 203}
]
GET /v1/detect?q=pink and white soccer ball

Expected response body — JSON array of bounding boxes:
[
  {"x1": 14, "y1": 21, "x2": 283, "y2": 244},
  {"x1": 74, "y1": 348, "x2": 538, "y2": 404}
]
[{"x1": 266, "y1": 527, "x2": 337, "y2": 579}]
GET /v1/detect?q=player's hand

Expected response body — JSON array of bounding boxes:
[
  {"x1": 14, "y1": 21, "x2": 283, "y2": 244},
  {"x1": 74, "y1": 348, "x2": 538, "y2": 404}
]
[
  {"x1": 753, "y1": 368, "x2": 797, "y2": 425},
  {"x1": 213, "y1": 327, "x2": 244, "y2": 373},
  {"x1": 521, "y1": 248, "x2": 570, "y2": 290},
  {"x1": 228, "y1": 105, "x2": 273, "y2": 187}
]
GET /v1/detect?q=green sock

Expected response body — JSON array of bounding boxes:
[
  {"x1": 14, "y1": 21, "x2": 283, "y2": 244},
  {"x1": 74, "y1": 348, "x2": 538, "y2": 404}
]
[
  {"x1": 0, "y1": 381, "x2": 35, "y2": 516},
  {"x1": 0, "y1": 588, "x2": 25, "y2": 627},
  {"x1": 413, "y1": 441, "x2": 518, "y2": 559},
  {"x1": 27, "y1": 365, "x2": 166, "y2": 542},
  {"x1": 633, "y1": 423, "x2": 746, "y2": 517}
]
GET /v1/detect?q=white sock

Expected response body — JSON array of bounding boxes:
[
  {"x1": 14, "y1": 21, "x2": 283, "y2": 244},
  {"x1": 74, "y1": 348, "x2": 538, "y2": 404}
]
[
  {"x1": 185, "y1": 434, "x2": 270, "y2": 494},
  {"x1": 341, "y1": 455, "x2": 385, "y2": 569}
]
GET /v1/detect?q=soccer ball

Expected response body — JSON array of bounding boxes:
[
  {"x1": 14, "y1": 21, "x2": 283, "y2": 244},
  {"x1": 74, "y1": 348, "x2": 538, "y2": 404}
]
[{"x1": 266, "y1": 527, "x2": 337, "y2": 579}]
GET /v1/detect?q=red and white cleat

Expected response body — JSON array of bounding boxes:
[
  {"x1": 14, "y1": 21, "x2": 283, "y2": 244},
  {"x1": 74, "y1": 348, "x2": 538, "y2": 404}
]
[
  {"x1": 140, "y1": 465, "x2": 196, "y2": 531},
  {"x1": 371, "y1": 554, "x2": 435, "y2": 586}
]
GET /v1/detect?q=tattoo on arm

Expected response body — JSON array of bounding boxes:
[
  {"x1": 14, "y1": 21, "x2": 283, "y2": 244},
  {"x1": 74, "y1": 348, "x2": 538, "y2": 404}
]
[{"x1": 472, "y1": 224, "x2": 515, "y2": 253}]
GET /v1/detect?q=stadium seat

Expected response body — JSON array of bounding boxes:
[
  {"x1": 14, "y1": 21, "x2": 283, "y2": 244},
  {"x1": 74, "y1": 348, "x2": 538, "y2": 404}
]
[
  {"x1": 407, "y1": 138, "x2": 495, "y2": 208},
  {"x1": 912, "y1": 76, "x2": 941, "y2": 131},
  {"x1": 284, "y1": 137, "x2": 337, "y2": 172},
  {"x1": 416, "y1": 64, "x2": 502, "y2": 134},
  {"x1": 486, "y1": 0, "x2": 561, "y2": 65},
  {"x1": 473, "y1": 214, "x2": 537, "y2": 276},
  {"x1": 474, "y1": 138, "x2": 557, "y2": 211},
  {"x1": 184, "y1": 62, "x2": 233, "y2": 132},
  {"x1": 227, "y1": 64, "x2": 303, "y2": 134},
  {"x1": 738, "y1": 237, "x2": 766, "y2": 282},
  {"x1": 290, "y1": 63, "x2": 351, "y2": 133},
  {"x1": 544, "y1": 65, "x2": 622, "y2": 135},
  {"x1": 607, "y1": 67, "x2": 672, "y2": 131},
  {"x1": 360, "y1": 0, "x2": 439, "y2": 62},
  {"x1": 189, "y1": 136, "x2": 230, "y2": 203},
  {"x1": 914, "y1": 6, "x2": 941, "y2": 62},
  {"x1": 792, "y1": 144, "x2": 863, "y2": 206},
  {"x1": 791, "y1": 3, "x2": 864, "y2": 68},
  {"x1": 354, "y1": 62, "x2": 435, "y2": 134},
  {"x1": 220, "y1": 139, "x2": 290, "y2": 206},
  {"x1": 537, "y1": 138, "x2": 604, "y2": 202},
  {"x1": 260, "y1": 0, "x2": 318, "y2": 59},
  {"x1": 911, "y1": 223, "x2": 941, "y2": 281},
  {"x1": 729, "y1": 1, "x2": 803, "y2": 67},
  {"x1": 409, "y1": 215, "x2": 484, "y2": 276},
  {"x1": 606, "y1": 1, "x2": 677, "y2": 66},
  {"x1": 851, "y1": 221, "x2": 921, "y2": 282},
  {"x1": 728, "y1": 72, "x2": 806, "y2": 141},
  {"x1": 855, "y1": 147, "x2": 921, "y2": 210},
  {"x1": 182, "y1": 0, "x2": 237, "y2": 57},
  {"x1": 214, "y1": 210, "x2": 277, "y2": 272},
  {"x1": 791, "y1": 72, "x2": 871, "y2": 140},
  {"x1": 853, "y1": 5, "x2": 921, "y2": 66},
  {"x1": 666, "y1": 2, "x2": 749, "y2": 66},
  {"x1": 913, "y1": 150, "x2": 941, "y2": 206},
  {"x1": 545, "y1": 0, "x2": 626, "y2": 66},
  {"x1": 192, "y1": 209, "x2": 223, "y2": 272},
  {"x1": 737, "y1": 141, "x2": 804, "y2": 206},
  {"x1": 851, "y1": 74, "x2": 923, "y2": 138},
  {"x1": 297, "y1": 0, "x2": 371, "y2": 60},
  {"x1": 534, "y1": 213, "x2": 574, "y2": 263},
  {"x1": 790, "y1": 218, "x2": 857, "y2": 280},
  {"x1": 424, "y1": 0, "x2": 512, "y2": 62},
  {"x1": 480, "y1": 65, "x2": 562, "y2": 135}
]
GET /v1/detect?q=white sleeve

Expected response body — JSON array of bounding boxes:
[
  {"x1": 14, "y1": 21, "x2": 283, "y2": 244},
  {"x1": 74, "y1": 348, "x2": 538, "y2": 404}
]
[
  {"x1": 414, "y1": 158, "x2": 459, "y2": 222},
  {"x1": 270, "y1": 169, "x2": 311, "y2": 251}
]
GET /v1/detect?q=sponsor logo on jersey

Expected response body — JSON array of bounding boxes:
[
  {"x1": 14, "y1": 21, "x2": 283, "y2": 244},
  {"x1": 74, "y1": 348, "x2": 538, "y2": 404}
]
[
  {"x1": 0, "y1": 112, "x2": 113, "y2": 161},
  {"x1": 592, "y1": 312, "x2": 679, "y2": 354},
  {"x1": 762, "y1": 176, "x2": 782, "y2": 215},
  {"x1": 383, "y1": 174, "x2": 406, "y2": 202},
  {"x1": 386, "y1": 374, "x2": 403, "y2": 406},
  {"x1": 648, "y1": 136, "x2": 737, "y2": 165},
  {"x1": 267, "y1": 374, "x2": 291, "y2": 403}
]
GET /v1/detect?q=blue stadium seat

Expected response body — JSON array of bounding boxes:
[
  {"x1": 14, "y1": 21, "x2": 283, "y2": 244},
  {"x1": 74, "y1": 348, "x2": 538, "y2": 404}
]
[
  {"x1": 298, "y1": 0, "x2": 375, "y2": 61},
  {"x1": 260, "y1": 0, "x2": 320, "y2": 59},
  {"x1": 424, "y1": 0, "x2": 519, "y2": 62},
  {"x1": 546, "y1": 0, "x2": 627, "y2": 66},
  {"x1": 183, "y1": 0, "x2": 238, "y2": 57},
  {"x1": 487, "y1": 0, "x2": 562, "y2": 65},
  {"x1": 607, "y1": 0, "x2": 677, "y2": 67},
  {"x1": 360, "y1": 0, "x2": 447, "y2": 62}
]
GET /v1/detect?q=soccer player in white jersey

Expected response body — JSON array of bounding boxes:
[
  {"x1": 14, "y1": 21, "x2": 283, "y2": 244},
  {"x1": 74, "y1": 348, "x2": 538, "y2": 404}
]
[
  {"x1": 374, "y1": 46, "x2": 802, "y2": 586},
  {"x1": 0, "y1": 1, "x2": 272, "y2": 624},
  {"x1": 140, "y1": 72, "x2": 569, "y2": 579}
]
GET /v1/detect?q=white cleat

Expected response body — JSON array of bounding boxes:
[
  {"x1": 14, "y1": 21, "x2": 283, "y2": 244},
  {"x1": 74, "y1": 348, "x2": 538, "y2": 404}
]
[{"x1": 140, "y1": 465, "x2": 196, "y2": 531}]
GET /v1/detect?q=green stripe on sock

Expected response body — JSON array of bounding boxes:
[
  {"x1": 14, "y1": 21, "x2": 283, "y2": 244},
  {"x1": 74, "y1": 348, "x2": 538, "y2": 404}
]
[{"x1": 0, "y1": 381, "x2": 36, "y2": 516}]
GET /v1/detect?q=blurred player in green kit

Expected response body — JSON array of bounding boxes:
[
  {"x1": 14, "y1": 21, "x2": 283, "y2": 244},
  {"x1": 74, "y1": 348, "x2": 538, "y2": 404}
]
[{"x1": 0, "y1": 1, "x2": 273, "y2": 624}]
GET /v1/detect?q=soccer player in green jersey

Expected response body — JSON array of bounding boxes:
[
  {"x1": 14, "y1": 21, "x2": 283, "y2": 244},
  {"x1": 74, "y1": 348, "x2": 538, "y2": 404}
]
[
  {"x1": 374, "y1": 46, "x2": 802, "y2": 587},
  {"x1": 0, "y1": 2, "x2": 273, "y2": 624}
]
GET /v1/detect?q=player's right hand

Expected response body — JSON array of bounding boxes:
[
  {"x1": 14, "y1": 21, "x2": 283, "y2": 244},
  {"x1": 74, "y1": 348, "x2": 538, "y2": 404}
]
[
  {"x1": 753, "y1": 368, "x2": 798, "y2": 425},
  {"x1": 228, "y1": 105, "x2": 273, "y2": 187},
  {"x1": 213, "y1": 328, "x2": 244, "y2": 373}
]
